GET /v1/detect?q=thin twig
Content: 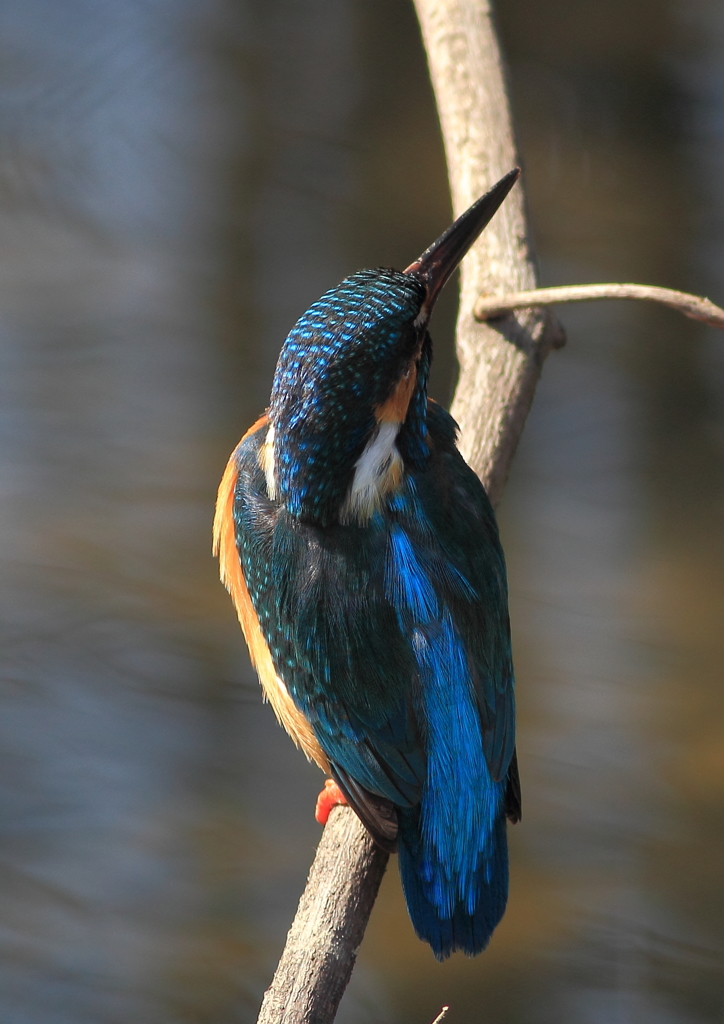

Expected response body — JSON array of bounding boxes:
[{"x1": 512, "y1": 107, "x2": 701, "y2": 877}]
[{"x1": 474, "y1": 282, "x2": 724, "y2": 330}]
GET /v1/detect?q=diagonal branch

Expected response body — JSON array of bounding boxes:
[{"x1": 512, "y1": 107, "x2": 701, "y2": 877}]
[
  {"x1": 255, "y1": 2, "x2": 564, "y2": 1022},
  {"x1": 256, "y1": 809, "x2": 387, "y2": 1024},
  {"x1": 414, "y1": 0, "x2": 563, "y2": 506}
]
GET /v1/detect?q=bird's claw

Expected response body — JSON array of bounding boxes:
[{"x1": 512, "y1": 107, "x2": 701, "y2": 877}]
[{"x1": 315, "y1": 778, "x2": 348, "y2": 824}]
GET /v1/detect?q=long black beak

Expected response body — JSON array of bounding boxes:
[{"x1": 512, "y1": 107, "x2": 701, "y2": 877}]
[{"x1": 404, "y1": 167, "x2": 520, "y2": 320}]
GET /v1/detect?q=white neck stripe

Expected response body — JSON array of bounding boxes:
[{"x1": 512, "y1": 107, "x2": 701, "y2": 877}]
[{"x1": 340, "y1": 421, "x2": 402, "y2": 524}]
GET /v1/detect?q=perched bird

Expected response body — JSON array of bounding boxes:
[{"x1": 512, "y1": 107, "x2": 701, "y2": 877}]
[{"x1": 214, "y1": 169, "x2": 521, "y2": 959}]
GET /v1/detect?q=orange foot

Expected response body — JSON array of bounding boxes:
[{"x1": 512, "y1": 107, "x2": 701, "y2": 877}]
[{"x1": 315, "y1": 778, "x2": 348, "y2": 825}]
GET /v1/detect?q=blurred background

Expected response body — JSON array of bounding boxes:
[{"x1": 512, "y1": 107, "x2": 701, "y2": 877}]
[{"x1": 0, "y1": 0, "x2": 722, "y2": 1021}]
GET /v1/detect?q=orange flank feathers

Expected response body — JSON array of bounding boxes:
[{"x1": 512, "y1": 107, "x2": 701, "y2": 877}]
[{"x1": 212, "y1": 416, "x2": 329, "y2": 772}]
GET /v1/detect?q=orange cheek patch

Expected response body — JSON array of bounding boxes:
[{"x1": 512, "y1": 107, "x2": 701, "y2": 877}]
[
  {"x1": 213, "y1": 417, "x2": 329, "y2": 772},
  {"x1": 375, "y1": 364, "x2": 417, "y2": 423}
]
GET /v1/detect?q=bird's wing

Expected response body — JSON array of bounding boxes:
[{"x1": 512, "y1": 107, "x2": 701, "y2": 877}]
[
  {"x1": 412, "y1": 400, "x2": 517, "y2": 784},
  {"x1": 232, "y1": 422, "x2": 427, "y2": 813},
  {"x1": 268, "y1": 505, "x2": 429, "y2": 808}
]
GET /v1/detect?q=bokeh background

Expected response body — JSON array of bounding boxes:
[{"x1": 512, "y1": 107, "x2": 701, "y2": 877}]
[{"x1": 0, "y1": 0, "x2": 723, "y2": 1021}]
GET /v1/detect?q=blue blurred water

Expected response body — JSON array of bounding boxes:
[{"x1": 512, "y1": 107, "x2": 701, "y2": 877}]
[{"x1": 0, "y1": 1, "x2": 722, "y2": 1021}]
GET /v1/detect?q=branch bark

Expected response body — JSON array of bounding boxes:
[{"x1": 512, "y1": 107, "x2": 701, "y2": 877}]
[
  {"x1": 474, "y1": 282, "x2": 724, "y2": 331},
  {"x1": 257, "y1": 809, "x2": 387, "y2": 1024},
  {"x1": 256, "y1": 2, "x2": 563, "y2": 1021},
  {"x1": 414, "y1": 0, "x2": 563, "y2": 504}
]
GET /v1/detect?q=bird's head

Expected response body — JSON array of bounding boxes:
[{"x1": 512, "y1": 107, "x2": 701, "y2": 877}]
[{"x1": 265, "y1": 169, "x2": 520, "y2": 525}]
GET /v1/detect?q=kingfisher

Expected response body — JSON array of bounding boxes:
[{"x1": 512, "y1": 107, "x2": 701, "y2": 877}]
[{"x1": 213, "y1": 169, "x2": 522, "y2": 959}]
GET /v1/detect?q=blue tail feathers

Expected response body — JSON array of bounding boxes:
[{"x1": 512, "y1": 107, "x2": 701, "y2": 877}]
[
  {"x1": 398, "y1": 806, "x2": 509, "y2": 959},
  {"x1": 385, "y1": 518, "x2": 511, "y2": 958}
]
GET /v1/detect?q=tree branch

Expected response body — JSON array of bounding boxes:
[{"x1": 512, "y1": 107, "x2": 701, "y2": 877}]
[
  {"x1": 255, "y1": 2, "x2": 563, "y2": 1021},
  {"x1": 414, "y1": 0, "x2": 564, "y2": 504},
  {"x1": 474, "y1": 282, "x2": 724, "y2": 331},
  {"x1": 257, "y1": 809, "x2": 387, "y2": 1024}
]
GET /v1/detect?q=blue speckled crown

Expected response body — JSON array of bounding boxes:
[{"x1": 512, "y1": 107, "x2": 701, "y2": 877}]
[{"x1": 269, "y1": 268, "x2": 427, "y2": 523}]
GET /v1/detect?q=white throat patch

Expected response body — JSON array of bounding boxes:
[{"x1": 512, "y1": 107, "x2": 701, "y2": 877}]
[
  {"x1": 340, "y1": 421, "x2": 403, "y2": 525},
  {"x1": 260, "y1": 423, "x2": 277, "y2": 500}
]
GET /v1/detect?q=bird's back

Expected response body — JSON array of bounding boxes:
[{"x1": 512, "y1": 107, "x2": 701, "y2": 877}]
[{"x1": 229, "y1": 400, "x2": 518, "y2": 958}]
